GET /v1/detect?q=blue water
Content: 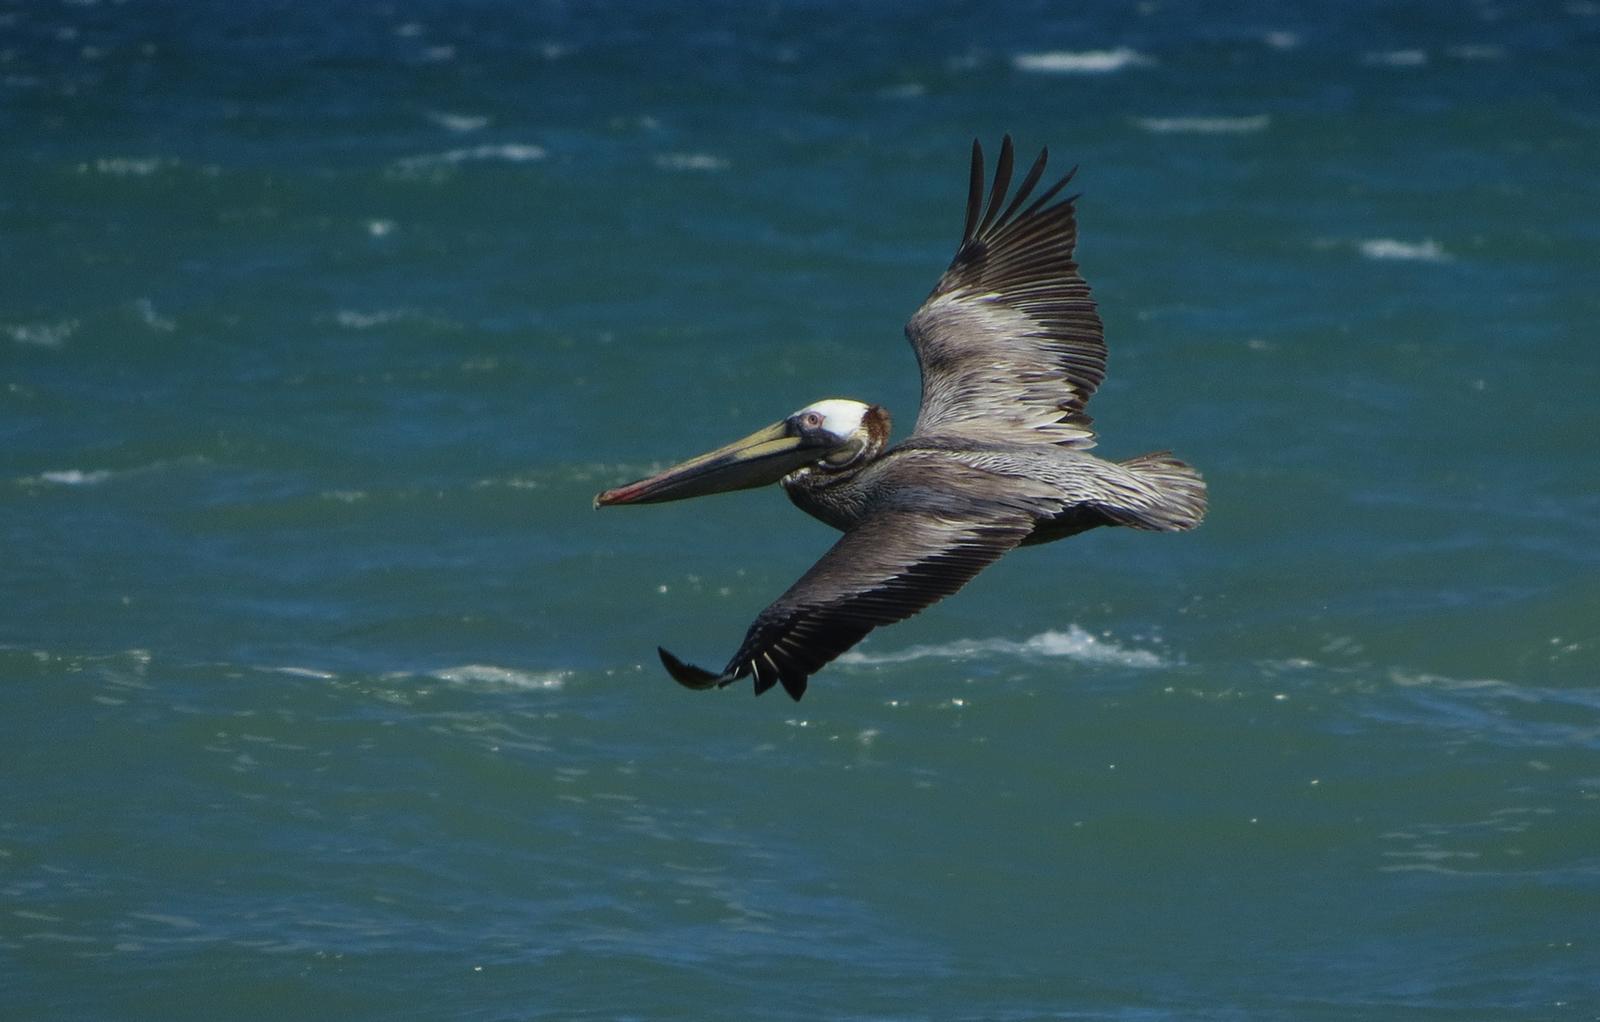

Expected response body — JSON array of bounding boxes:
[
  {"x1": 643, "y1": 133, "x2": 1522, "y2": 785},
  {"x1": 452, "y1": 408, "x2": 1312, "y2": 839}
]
[{"x1": 4, "y1": 1, "x2": 1599, "y2": 1019}]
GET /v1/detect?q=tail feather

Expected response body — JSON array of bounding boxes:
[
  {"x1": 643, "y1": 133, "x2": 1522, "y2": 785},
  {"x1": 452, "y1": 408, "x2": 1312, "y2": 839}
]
[{"x1": 1109, "y1": 451, "x2": 1207, "y2": 532}]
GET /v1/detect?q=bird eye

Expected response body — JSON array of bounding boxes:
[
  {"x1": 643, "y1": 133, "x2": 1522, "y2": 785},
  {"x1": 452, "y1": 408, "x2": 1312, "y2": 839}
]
[{"x1": 802, "y1": 412, "x2": 824, "y2": 429}]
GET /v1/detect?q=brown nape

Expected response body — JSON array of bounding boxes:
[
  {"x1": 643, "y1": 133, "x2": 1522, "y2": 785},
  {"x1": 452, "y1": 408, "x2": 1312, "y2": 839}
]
[{"x1": 864, "y1": 404, "x2": 893, "y2": 451}]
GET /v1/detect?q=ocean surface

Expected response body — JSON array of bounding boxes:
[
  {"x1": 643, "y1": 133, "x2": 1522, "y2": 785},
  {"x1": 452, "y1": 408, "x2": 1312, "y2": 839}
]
[{"x1": 3, "y1": 1, "x2": 1598, "y2": 1019}]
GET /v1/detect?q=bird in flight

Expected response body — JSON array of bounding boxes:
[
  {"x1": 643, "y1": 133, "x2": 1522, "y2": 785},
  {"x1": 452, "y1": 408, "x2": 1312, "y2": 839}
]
[{"x1": 597, "y1": 135, "x2": 1206, "y2": 701}]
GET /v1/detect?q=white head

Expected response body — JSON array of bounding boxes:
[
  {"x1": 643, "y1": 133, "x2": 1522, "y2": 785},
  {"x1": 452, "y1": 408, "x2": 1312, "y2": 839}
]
[
  {"x1": 793, "y1": 399, "x2": 871, "y2": 440},
  {"x1": 786, "y1": 398, "x2": 890, "y2": 472},
  {"x1": 595, "y1": 397, "x2": 890, "y2": 507}
]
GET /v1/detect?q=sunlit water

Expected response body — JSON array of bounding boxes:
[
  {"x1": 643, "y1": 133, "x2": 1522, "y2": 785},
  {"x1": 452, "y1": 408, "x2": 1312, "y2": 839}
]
[{"x1": 3, "y1": 2, "x2": 1598, "y2": 1019}]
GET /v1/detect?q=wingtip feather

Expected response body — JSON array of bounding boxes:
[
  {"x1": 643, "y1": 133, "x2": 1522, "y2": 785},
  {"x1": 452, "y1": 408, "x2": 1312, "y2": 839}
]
[
  {"x1": 658, "y1": 647, "x2": 724, "y2": 690},
  {"x1": 963, "y1": 139, "x2": 985, "y2": 244},
  {"x1": 976, "y1": 134, "x2": 1016, "y2": 238}
]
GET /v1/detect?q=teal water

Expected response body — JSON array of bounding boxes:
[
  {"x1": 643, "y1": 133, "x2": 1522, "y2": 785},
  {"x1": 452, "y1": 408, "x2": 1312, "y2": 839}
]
[{"x1": 4, "y1": 2, "x2": 1599, "y2": 1019}]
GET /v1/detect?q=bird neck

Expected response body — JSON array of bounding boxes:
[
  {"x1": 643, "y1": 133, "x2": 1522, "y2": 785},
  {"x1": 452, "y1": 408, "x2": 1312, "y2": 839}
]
[{"x1": 781, "y1": 461, "x2": 874, "y2": 532}]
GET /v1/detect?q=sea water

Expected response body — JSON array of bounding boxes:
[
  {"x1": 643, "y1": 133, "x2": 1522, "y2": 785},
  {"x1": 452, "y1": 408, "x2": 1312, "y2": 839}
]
[{"x1": 3, "y1": 2, "x2": 1598, "y2": 1018}]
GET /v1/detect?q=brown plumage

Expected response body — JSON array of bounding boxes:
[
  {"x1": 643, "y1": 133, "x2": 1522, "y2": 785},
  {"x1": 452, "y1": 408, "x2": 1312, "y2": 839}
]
[
  {"x1": 598, "y1": 135, "x2": 1206, "y2": 701},
  {"x1": 908, "y1": 139, "x2": 1105, "y2": 448}
]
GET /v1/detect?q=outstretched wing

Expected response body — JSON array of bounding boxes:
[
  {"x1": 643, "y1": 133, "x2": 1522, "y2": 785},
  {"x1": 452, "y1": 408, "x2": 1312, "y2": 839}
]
[
  {"x1": 659, "y1": 501, "x2": 1038, "y2": 701},
  {"x1": 906, "y1": 134, "x2": 1106, "y2": 448}
]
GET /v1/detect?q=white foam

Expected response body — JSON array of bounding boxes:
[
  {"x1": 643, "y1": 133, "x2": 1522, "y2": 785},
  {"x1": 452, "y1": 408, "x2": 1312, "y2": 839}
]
[
  {"x1": 1013, "y1": 47, "x2": 1153, "y2": 74},
  {"x1": 35, "y1": 469, "x2": 112, "y2": 486},
  {"x1": 654, "y1": 152, "x2": 729, "y2": 171},
  {"x1": 336, "y1": 309, "x2": 407, "y2": 328},
  {"x1": 128, "y1": 913, "x2": 202, "y2": 929},
  {"x1": 18, "y1": 459, "x2": 209, "y2": 489},
  {"x1": 1137, "y1": 115, "x2": 1270, "y2": 133},
  {"x1": 838, "y1": 625, "x2": 1167, "y2": 670},
  {"x1": 430, "y1": 665, "x2": 568, "y2": 690},
  {"x1": 84, "y1": 157, "x2": 171, "y2": 176},
  {"x1": 320, "y1": 490, "x2": 368, "y2": 503},
  {"x1": 271, "y1": 666, "x2": 339, "y2": 680},
  {"x1": 1391, "y1": 669, "x2": 1600, "y2": 712},
  {"x1": 1389, "y1": 670, "x2": 1507, "y2": 692},
  {"x1": 1449, "y1": 45, "x2": 1503, "y2": 60},
  {"x1": 428, "y1": 111, "x2": 489, "y2": 132},
  {"x1": 134, "y1": 298, "x2": 175, "y2": 331},
  {"x1": 1359, "y1": 238, "x2": 1449, "y2": 261},
  {"x1": 1364, "y1": 49, "x2": 1428, "y2": 67},
  {"x1": 390, "y1": 144, "x2": 546, "y2": 174},
  {"x1": 7, "y1": 319, "x2": 78, "y2": 347}
]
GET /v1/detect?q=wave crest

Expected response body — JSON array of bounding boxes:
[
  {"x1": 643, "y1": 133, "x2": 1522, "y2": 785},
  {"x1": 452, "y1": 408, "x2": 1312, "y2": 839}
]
[
  {"x1": 429, "y1": 665, "x2": 568, "y2": 690},
  {"x1": 1014, "y1": 48, "x2": 1153, "y2": 73},
  {"x1": 838, "y1": 625, "x2": 1167, "y2": 669}
]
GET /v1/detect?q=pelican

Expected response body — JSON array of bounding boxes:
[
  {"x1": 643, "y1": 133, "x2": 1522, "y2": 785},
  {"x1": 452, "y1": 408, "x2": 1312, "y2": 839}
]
[{"x1": 596, "y1": 136, "x2": 1206, "y2": 701}]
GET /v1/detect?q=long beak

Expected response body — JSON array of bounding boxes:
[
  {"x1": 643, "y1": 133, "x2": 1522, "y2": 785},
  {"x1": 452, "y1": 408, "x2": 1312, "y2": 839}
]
[{"x1": 595, "y1": 421, "x2": 822, "y2": 507}]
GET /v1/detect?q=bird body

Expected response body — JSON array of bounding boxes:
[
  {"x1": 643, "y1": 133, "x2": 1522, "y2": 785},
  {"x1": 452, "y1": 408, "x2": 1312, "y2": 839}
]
[{"x1": 597, "y1": 136, "x2": 1206, "y2": 701}]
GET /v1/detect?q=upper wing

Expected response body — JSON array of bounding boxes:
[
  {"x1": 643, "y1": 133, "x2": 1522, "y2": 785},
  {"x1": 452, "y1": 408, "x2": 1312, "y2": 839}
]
[
  {"x1": 659, "y1": 499, "x2": 1038, "y2": 701},
  {"x1": 905, "y1": 135, "x2": 1106, "y2": 448}
]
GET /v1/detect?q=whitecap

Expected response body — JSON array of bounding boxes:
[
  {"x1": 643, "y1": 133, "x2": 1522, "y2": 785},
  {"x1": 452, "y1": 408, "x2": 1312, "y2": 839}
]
[
  {"x1": 83, "y1": 157, "x2": 172, "y2": 176},
  {"x1": 1390, "y1": 670, "x2": 1507, "y2": 692},
  {"x1": 389, "y1": 144, "x2": 546, "y2": 175},
  {"x1": 270, "y1": 666, "x2": 339, "y2": 680},
  {"x1": 134, "y1": 298, "x2": 175, "y2": 330},
  {"x1": 427, "y1": 111, "x2": 490, "y2": 132},
  {"x1": 34, "y1": 469, "x2": 112, "y2": 486},
  {"x1": 18, "y1": 460, "x2": 210, "y2": 488},
  {"x1": 128, "y1": 913, "x2": 203, "y2": 930},
  {"x1": 654, "y1": 152, "x2": 729, "y2": 171},
  {"x1": 429, "y1": 665, "x2": 568, "y2": 690},
  {"x1": 1379, "y1": 669, "x2": 1600, "y2": 744},
  {"x1": 1136, "y1": 115, "x2": 1270, "y2": 133},
  {"x1": 7, "y1": 319, "x2": 78, "y2": 347},
  {"x1": 1358, "y1": 238, "x2": 1449, "y2": 261},
  {"x1": 1364, "y1": 49, "x2": 1428, "y2": 67},
  {"x1": 838, "y1": 624, "x2": 1167, "y2": 669},
  {"x1": 335, "y1": 309, "x2": 407, "y2": 329},
  {"x1": 1013, "y1": 47, "x2": 1153, "y2": 74}
]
